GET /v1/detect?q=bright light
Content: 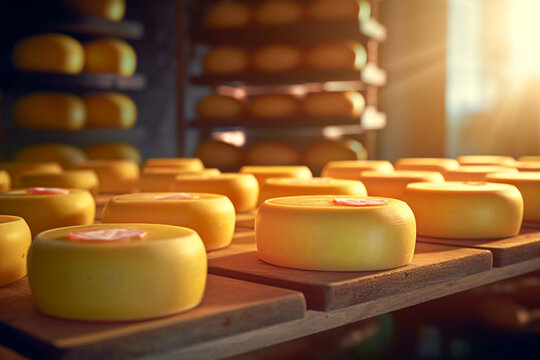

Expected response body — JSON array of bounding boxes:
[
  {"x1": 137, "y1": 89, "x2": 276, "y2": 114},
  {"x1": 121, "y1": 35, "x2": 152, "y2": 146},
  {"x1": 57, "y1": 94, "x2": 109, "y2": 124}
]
[{"x1": 212, "y1": 131, "x2": 246, "y2": 147}]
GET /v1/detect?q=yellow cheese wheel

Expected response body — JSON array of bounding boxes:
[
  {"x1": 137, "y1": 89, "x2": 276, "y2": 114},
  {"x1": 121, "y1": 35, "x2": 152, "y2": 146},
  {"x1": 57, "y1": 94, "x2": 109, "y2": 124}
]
[
  {"x1": 28, "y1": 223, "x2": 206, "y2": 320},
  {"x1": 518, "y1": 156, "x2": 540, "y2": 162},
  {"x1": 303, "y1": 91, "x2": 365, "y2": 117},
  {"x1": 195, "y1": 140, "x2": 243, "y2": 171},
  {"x1": 255, "y1": 1, "x2": 304, "y2": 25},
  {"x1": 0, "y1": 188, "x2": 95, "y2": 236},
  {"x1": 139, "y1": 169, "x2": 220, "y2": 192},
  {"x1": 203, "y1": 46, "x2": 249, "y2": 74},
  {"x1": 170, "y1": 173, "x2": 258, "y2": 212},
  {"x1": 240, "y1": 165, "x2": 312, "y2": 187},
  {"x1": 102, "y1": 193, "x2": 235, "y2": 251},
  {"x1": 394, "y1": 158, "x2": 460, "y2": 173},
  {"x1": 12, "y1": 33, "x2": 84, "y2": 74},
  {"x1": 0, "y1": 216, "x2": 31, "y2": 287},
  {"x1": 13, "y1": 93, "x2": 85, "y2": 130},
  {"x1": 303, "y1": 141, "x2": 362, "y2": 173},
  {"x1": 0, "y1": 170, "x2": 11, "y2": 191},
  {"x1": 322, "y1": 160, "x2": 394, "y2": 180},
  {"x1": 513, "y1": 161, "x2": 540, "y2": 172},
  {"x1": 83, "y1": 142, "x2": 142, "y2": 164},
  {"x1": 308, "y1": 0, "x2": 371, "y2": 22},
  {"x1": 404, "y1": 182, "x2": 523, "y2": 239},
  {"x1": 14, "y1": 144, "x2": 87, "y2": 168},
  {"x1": 359, "y1": 170, "x2": 445, "y2": 200},
  {"x1": 251, "y1": 44, "x2": 302, "y2": 72},
  {"x1": 486, "y1": 172, "x2": 540, "y2": 222},
  {"x1": 259, "y1": 177, "x2": 367, "y2": 204},
  {"x1": 248, "y1": 94, "x2": 300, "y2": 118},
  {"x1": 18, "y1": 170, "x2": 99, "y2": 196},
  {"x1": 306, "y1": 42, "x2": 367, "y2": 70},
  {"x1": 197, "y1": 94, "x2": 243, "y2": 118},
  {"x1": 74, "y1": 160, "x2": 139, "y2": 193},
  {"x1": 256, "y1": 195, "x2": 416, "y2": 271},
  {"x1": 245, "y1": 141, "x2": 301, "y2": 166},
  {"x1": 457, "y1": 155, "x2": 516, "y2": 167},
  {"x1": 83, "y1": 93, "x2": 137, "y2": 128},
  {"x1": 0, "y1": 162, "x2": 62, "y2": 188},
  {"x1": 67, "y1": 0, "x2": 126, "y2": 21},
  {"x1": 205, "y1": 1, "x2": 252, "y2": 28},
  {"x1": 144, "y1": 158, "x2": 204, "y2": 171},
  {"x1": 444, "y1": 166, "x2": 518, "y2": 181},
  {"x1": 84, "y1": 39, "x2": 137, "y2": 76}
]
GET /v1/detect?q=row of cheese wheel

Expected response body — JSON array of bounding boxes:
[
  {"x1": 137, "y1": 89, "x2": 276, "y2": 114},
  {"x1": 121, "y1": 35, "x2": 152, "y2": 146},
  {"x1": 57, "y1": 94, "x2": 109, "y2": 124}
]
[
  {"x1": 203, "y1": 42, "x2": 366, "y2": 74},
  {"x1": 197, "y1": 91, "x2": 366, "y2": 119},
  {"x1": 13, "y1": 33, "x2": 137, "y2": 76},
  {"x1": 204, "y1": 0, "x2": 371, "y2": 28},
  {"x1": 13, "y1": 92, "x2": 137, "y2": 130}
]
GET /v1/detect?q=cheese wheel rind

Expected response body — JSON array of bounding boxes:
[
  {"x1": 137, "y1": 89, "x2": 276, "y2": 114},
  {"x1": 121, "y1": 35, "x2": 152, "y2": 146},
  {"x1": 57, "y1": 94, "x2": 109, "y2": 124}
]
[
  {"x1": 322, "y1": 160, "x2": 394, "y2": 180},
  {"x1": 18, "y1": 170, "x2": 100, "y2": 196},
  {"x1": 0, "y1": 170, "x2": 11, "y2": 191},
  {"x1": 75, "y1": 160, "x2": 139, "y2": 193},
  {"x1": 394, "y1": 158, "x2": 460, "y2": 173},
  {"x1": 359, "y1": 170, "x2": 445, "y2": 200},
  {"x1": 240, "y1": 165, "x2": 312, "y2": 187},
  {"x1": 0, "y1": 216, "x2": 31, "y2": 286},
  {"x1": 84, "y1": 38, "x2": 137, "y2": 76}
]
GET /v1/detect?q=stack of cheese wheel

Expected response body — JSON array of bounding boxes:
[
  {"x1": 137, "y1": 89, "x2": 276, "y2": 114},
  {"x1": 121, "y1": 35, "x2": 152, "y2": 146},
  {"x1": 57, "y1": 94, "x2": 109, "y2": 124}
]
[
  {"x1": 195, "y1": 140, "x2": 244, "y2": 172},
  {"x1": 0, "y1": 170, "x2": 11, "y2": 190},
  {"x1": 197, "y1": 94, "x2": 244, "y2": 119},
  {"x1": 404, "y1": 182, "x2": 523, "y2": 239},
  {"x1": 303, "y1": 91, "x2": 365, "y2": 117},
  {"x1": 394, "y1": 157, "x2": 460, "y2": 174},
  {"x1": 322, "y1": 160, "x2": 394, "y2": 180},
  {"x1": 75, "y1": 160, "x2": 139, "y2": 193},
  {"x1": 359, "y1": 170, "x2": 445, "y2": 201},
  {"x1": 139, "y1": 168, "x2": 221, "y2": 192},
  {"x1": 28, "y1": 223, "x2": 207, "y2": 320},
  {"x1": 256, "y1": 195, "x2": 416, "y2": 271},
  {"x1": 84, "y1": 38, "x2": 137, "y2": 76},
  {"x1": 251, "y1": 44, "x2": 302, "y2": 72},
  {"x1": 144, "y1": 158, "x2": 204, "y2": 172},
  {"x1": 258, "y1": 177, "x2": 367, "y2": 205},
  {"x1": 18, "y1": 170, "x2": 100, "y2": 196},
  {"x1": 240, "y1": 165, "x2": 312, "y2": 187},
  {"x1": 248, "y1": 94, "x2": 300, "y2": 118},
  {"x1": 83, "y1": 93, "x2": 137, "y2": 128},
  {"x1": 444, "y1": 166, "x2": 518, "y2": 181},
  {"x1": 0, "y1": 162, "x2": 62, "y2": 188},
  {"x1": 203, "y1": 46, "x2": 249, "y2": 74},
  {"x1": 83, "y1": 142, "x2": 142, "y2": 164},
  {"x1": 457, "y1": 155, "x2": 516, "y2": 167},
  {"x1": 245, "y1": 141, "x2": 301, "y2": 166},
  {"x1": 0, "y1": 216, "x2": 31, "y2": 286},
  {"x1": 14, "y1": 144, "x2": 87, "y2": 169},
  {"x1": 204, "y1": 1, "x2": 252, "y2": 28},
  {"x1": 170, "y1": 173, "x2": 258, "y2": 213}
]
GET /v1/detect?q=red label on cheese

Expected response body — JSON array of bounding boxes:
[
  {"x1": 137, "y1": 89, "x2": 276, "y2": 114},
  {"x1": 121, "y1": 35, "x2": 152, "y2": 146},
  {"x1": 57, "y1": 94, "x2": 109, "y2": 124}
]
[
  {"x1": 69, "y1": 228, "x2": 147, "y2": 242},
  {"x1": 333, "y1": 198, "x2": 388, "y2": 207},
  {"x1": 154, "y1": 193, "x2": 200, "y2": 200},
  {"x1": 27, "y1": 187, "x2": 69, "y2": 195}
]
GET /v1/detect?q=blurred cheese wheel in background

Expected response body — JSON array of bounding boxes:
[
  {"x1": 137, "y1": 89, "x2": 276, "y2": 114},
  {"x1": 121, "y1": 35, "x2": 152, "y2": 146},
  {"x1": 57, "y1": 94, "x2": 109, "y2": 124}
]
[
  {"x1": 405, "y1": 182, "x2": 523, "y2": 239},
  {"x1": 248, "y1": 94, "x2": 300, "y2": 118},
  {"x1": 245, "y1": 141, "x2": 301, "y2": 165},
  {"x1": 144, "y1": 158, "x2": 204, "y2": 172},
  {"x1": 83, "y1": 142, "x2": 142, "y2": 164},
  {"x1": 75, "y1": 160, "x2": 139, "y2": 193},
  {"x1": 139, "y1": 168, "x2": 220, "y2": 192},
  {"x1": 203, "y1": 46, "x2": 248, "y2": 74},
  {"x1": 457, "y1": 155, "x2": 516, "y2": 167},
  {"x1": 322, "y1": 160, "x2": 394, "y2": 180},
  {"x1": 303, "y1": 140, "x2": 366, "y2": 174},
  {"x1": 303, "y1": 91, "x2": 365, "y2": 117},
  {"x1": 67, "y1": 0, "x2": 126, "y2": 21},
  {"x1": 359, "y1": 170, "x2": 445, "y2": 200},
  {"x1": 0, "y1": 216, "x2": 31, "y2": 286},
  {"x1": 12, "y1": 33, "x2": 84, "y2": 74},
  {"x1": 84, "y1": 39, "x2": 137, "y2": 76},
  {"x1": 513, "y1": 161, "x2": 540, "y2": 172},
  {"x1": 83, "y1": 93, "x2": 137, "y2": 128},
  {"x1": 519, "y1": 156, "x2": 540, "y2": 162},
  {"x1": 0, "y1": 170, "x2": 11, "y2": 190},
  {"x1": 394, "y1": 157, "x2": 460, "y2": 173},
  {"x1": 0, "y1": 162, "x2": 62, "y2": 188},
  {"x1": 306, "y1": 42, "x2": 367, "y2": 70},
  {"x1": 195, "y1": 140, "x2": 243, "y2": 171},
  {"x1": 308, "y1": 0, "x2": 371, "y2": 22},
  {"x1": 197, "y1": 94, "x2": 243, "y2": 118},
  {"x1": 444, "y1": 166, "x2": 518, "y2": 181},
  {"x1": 14, "y1": 144, "x2": 87, "y2": 168},
  {"x1": 13, "y1": 93, "x2": 86, "y2": 130},
  {"x1": 18, "y1": 170, "x2": 99, "y2": 196},
  {"x1": 251, "y1": 44, "x2": 302, "y2": 72},
  {"x1": 255, "y1": 0, "x2": 303, "y2": 25},
  {"x1": 240, "y1": 165, "x2": 312, "y2": 187},
  {"x1": 205, "y1": 1, "x2": 252, "y2": 28}
]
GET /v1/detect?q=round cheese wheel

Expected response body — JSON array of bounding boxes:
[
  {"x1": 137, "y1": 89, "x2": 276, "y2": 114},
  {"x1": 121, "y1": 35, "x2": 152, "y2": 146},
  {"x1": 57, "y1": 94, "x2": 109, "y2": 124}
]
[
  {"x1": 486, "y1": 172, "x2": 540, "y2": 222},
  {"x1": 394, "y1": 158, "x2": 460, "y2": 173},
  {"x1": 12, "y1": 33, "x2": 84, "y2": 74},
  {"x1": 255, "y1": 1, "x2": 304, "y2": 25},
  {"x1": 0, "y1": 162, "x2": 62, "y2": 188},
  {"x1": 0, "y1": 216, "x2": 31, "y2": 286},
  {"x1": 84, "y1": 39, "x2": 137, "y2": 76},
  {"x1": 248, "y1": 94, "x2": 300, "y2": 118},
  {"x1": 170, "y1": 173, "x2": 258, "y2": 213},
  {"x1": 457, "y1": 155, "x2": 516, "y2": 167},
  {"x1": 67, "y1": 0, "x2": 126, "y2": 21},
  {"x1": 245, "y1": 141, "x2": 301, "y2": 166},
  {"x1": 404, "y1": 182, "x2": 523, "y2": 239},
  {"x1": 205, "y1": 1, "x2": 252, "y2": 28},
  {"x1": 83, "y1": 142, "x2": 142, "y2": 164},
  {"x1": 306, "y1": 42, "x2": 366, "y2": 70},
  {"x1": 251, "y1": 44, "x2": 302, "y2": 72},
  {"x1": 308, "y1": 0, "x2": 370, "y2": 21},
  {"x1": 14, "y1": 144, "x2": 87, "y2": 168},
  {"x1": 102, "y1": 192, "x2": 235, "y2": 251},
  {"x1": 256, "y1": 195, "x2": 416, "y2": 271},
  {"x1": 203, "y1": 46, "x2": 248, "y2": 74},
  {"x1": 13, "y1": 93, "x2": 85, "y2": 130},
  {"x1": 0, "y1": 188, "x2": 95, "y2": 236},
  {"x1": 197, "y1": 94, "x2": 243, "y2": 118},
  {"x1": 28, "y1": 223, "x2": 206, "y2": 320},
  {"x1": 240, "y1": 165, "x2": 312, "y2": 187},
  {"x1": 444, "y1": 166, "x2": 518, "y2": 181},
  {"x1": 519, "y1": 156, "x2": 540, "y2": 162},
  {"x1": 513, "y1": 161, "x2": 540, "y2": 172},
  {"x1": 83, "y1": 93, "x2": 137, "y2": 128},
  {"x1": 195, "y1": 140, "x2": 243, "y2": 171},
  {"x1": 144, "y1": 158, "x2": 204, "y2": 171},
  {"x1": 303, "y1": 141, "x2": 362, "y2": 173},
  {"x1": 139, "y1": 168, "x2": 220, "y2": 192},
  {"x1": 322, "y1": 160, "x2": 394, "y2": 180},
  {"x1": 303, "y1": 91, "x2": 365, "y2": 117},
  {"x1": 259, "y1": 177, "x2": 367, "y2": 204},
  {"x1": 74, "y1": 160, "x2": 139, "y2": 193},
  {"x1": 18, "y1": 170, "x2": 99, "y2": 196},
  {"x1": 0, "y1": 170, "x2": 11, "y2": 191},
  {"x1": 359, "y1": 170, "x2": 445, "y2": 200}
]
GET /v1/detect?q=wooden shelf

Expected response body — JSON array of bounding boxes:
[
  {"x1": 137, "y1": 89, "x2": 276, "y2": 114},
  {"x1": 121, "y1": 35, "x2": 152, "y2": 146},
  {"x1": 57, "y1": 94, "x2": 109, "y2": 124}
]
[{"x1": 51, "y1": 15, "x2": 144, "y2": 39}]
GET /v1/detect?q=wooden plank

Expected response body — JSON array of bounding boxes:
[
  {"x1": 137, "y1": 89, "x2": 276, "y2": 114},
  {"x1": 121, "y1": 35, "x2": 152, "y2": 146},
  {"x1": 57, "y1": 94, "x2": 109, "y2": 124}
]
[
  {"x1": 0, "y1": 275, "x2": 305, "y2": 360},
  {"x1": 416, "y1": 227, "x2": 540, "y2": 267},
  {"x1": 208, "y1": 235, "x2": 493, "y2": 311}
]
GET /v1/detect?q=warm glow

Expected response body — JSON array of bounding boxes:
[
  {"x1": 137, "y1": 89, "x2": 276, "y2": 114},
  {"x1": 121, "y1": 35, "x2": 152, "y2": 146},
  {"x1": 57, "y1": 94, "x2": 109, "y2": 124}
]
[{"x1": 212, "y1": 131, "x2": 246, "y2": 147}]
